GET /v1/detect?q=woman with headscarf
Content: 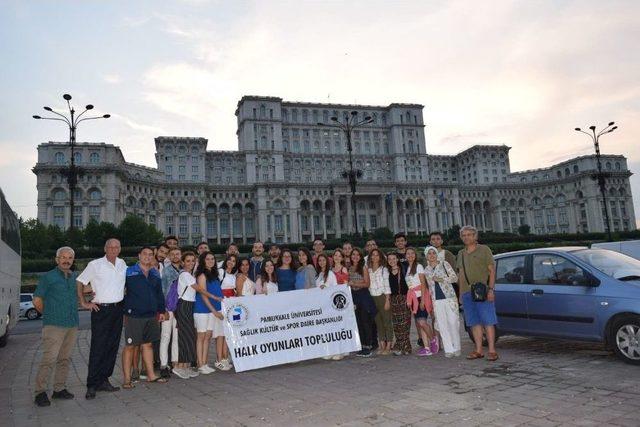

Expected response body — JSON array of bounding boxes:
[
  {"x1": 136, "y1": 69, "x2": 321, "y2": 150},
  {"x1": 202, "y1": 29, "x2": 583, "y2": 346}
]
[{"x1": 423, "y1": 246, "x2": 461, "y2": 357}]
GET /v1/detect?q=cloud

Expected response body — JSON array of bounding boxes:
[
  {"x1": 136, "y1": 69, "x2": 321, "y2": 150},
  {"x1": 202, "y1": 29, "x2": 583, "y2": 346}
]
[
  {"x1": 110, "y1": 113, "x2": 168, "y2": 135},
  {"x1": 103, "y1": 74, "x2": 122, "y2": 84}
]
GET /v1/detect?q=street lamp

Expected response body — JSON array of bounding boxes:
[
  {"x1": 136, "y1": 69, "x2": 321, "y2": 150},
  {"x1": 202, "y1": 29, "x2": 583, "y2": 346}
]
[
  {"x1": 33, "y1": 94, "x2": 110, "y2": 231},
  {"x1": 574, "y1": 122, "x2": 617, "y2": 241},
  {"x1": 318, "y1": 111, "x2": 374, "y2": 236}
]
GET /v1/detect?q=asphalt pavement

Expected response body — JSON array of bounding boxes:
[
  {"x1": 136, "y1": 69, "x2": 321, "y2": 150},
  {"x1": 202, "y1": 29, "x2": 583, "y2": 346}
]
[{"x1": 13, "y1": 310, "x2": 91, "y2": 335}]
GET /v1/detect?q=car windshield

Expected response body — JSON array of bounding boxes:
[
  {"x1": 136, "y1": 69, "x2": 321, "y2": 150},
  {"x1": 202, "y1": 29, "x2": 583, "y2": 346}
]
[{"x1": 571, "y1": 249, "x2": 640, "y2": 280}]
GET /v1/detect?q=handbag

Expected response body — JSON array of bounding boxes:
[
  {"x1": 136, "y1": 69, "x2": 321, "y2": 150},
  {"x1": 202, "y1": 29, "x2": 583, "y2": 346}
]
[{"x1": 461, "y1": 251, "x2": 487, "y2": 302}]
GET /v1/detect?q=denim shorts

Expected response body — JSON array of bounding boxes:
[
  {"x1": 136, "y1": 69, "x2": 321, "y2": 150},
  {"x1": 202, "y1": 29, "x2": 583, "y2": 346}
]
[
  {"x1": 414, "y1": 297, "x2": 429, "y2": 320},
  {"x1": 462, "y1": 292, "x2": 498, "y2": 327}
]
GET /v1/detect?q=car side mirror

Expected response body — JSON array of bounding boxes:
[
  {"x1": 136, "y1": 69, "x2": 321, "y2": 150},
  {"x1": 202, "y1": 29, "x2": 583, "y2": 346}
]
[{"x1": 568, "y1": 273, "x2": 600, "y2": 287}]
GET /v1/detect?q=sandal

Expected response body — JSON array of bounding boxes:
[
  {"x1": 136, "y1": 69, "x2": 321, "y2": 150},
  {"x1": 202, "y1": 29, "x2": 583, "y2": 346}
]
[
  {"x1": 487, "y1": 352, "x2": 499, "y2": 362},
  {"x1": 148, "y1": 377, "x2": 168, "y2": 383},
  {"x1": 466, "y1": 351, "x2": 484, "y2": 360},
  {"x1": 122, "y1": 382, "x2": 135, "y2": 389}
]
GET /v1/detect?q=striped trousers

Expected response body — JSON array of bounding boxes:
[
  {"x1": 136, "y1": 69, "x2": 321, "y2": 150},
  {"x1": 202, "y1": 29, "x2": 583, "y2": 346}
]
[{"x1": 174, "y1": 299, "x2": 197, "y2": 364}]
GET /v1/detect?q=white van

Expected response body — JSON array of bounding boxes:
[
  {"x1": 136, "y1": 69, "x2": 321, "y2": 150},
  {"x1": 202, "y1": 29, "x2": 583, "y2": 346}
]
[
  {"x1": 591, "y1": 240, "x2": 640, "y2": 261},
  {"x1": 0, "y1": 189, "x2": 21, "y2": 347}
]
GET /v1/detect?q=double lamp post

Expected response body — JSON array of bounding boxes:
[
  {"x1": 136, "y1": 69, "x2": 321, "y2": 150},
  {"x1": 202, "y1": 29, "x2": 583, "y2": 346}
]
[
  {"x1": 318, "y1": 111, "x2": 374, "y2": 237},
  {"x1": 574, "y1": 122, "x2": 618, "y2": 241},
  {"x1": 33, "y1": 94, "x2": 110, "y2": 231}
]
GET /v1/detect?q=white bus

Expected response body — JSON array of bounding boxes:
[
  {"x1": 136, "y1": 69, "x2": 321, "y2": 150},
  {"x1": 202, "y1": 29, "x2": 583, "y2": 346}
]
[{"x1": 0, "y1": 189, "x2": 21, "y2": 347}]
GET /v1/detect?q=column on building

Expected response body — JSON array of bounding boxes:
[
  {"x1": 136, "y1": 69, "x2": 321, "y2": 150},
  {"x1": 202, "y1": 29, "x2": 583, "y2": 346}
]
[
  {"x1": 322, "y1": 208, "x2": 327, "y2": 240},
  {"x1": 346, "y1": 195, "x2": 353, "y2": 235},
  {"x1": 391, "y1": 198, "x2": 399, "y2": 233},
  {"x1": 379, "y1": 194, "x2": 387, "y2": 229},
  {"x1": 427, "y1": 198, "x2": 437, "y2": 233},
  {"x1": 334, "y1": 195, "x2": 341, "y2": 238}
]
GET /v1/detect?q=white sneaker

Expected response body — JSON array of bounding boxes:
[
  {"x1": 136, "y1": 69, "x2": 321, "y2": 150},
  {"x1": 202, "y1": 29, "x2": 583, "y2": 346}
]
[
  {"x1": 198, "y1": 365, "x2": 215, "y2": 374},
  {"x1": 454, "y1": 350, "x2": 461, "y2": 357},
  {"x1": 220, "y1": 359, "x2": 232, "y2": 371},
  {"x1": 322, "y1": 356, "x2": 333, "y2": 360},
  {"x1": 188, "y1": 368, "x2": 199, "y2": 377},
  {"x1": 172, "y1": 368, "x2": 189, "y2": 379},
  {"x1": 332, "y1": 355, "x2": 344, "y2": 361},
  {"x1": 214, "y1": 360, "x2": 225, "y2": 370}
]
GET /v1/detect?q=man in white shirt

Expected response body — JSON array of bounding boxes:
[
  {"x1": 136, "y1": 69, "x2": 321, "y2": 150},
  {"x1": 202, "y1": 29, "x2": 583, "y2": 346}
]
[{"x1": 76, "y1": 238, "x2": 127, "y2": 400}]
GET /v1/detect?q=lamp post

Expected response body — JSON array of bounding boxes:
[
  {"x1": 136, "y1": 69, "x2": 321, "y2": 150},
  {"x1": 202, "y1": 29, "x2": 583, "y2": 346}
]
[
  {"x1": 34, "y1": 94, "x2": 110, "y2": 231},
  {"x1": 319, "y1": 111, "x2": 373, "y2": 237},
  {"x1": 574, "y1": 122, "x2": 617, "y2": 241}
]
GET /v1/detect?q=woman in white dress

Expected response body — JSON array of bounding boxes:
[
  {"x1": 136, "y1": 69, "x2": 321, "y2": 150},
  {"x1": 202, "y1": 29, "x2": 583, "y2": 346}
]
[
  {"x1": 236, "y1": 258, "x2": 256, "y2": 296},
  {"x1": 257, "y1": 260, "x2": 279, "y2": 295},
  {"x1": 315, "y1": 254, "x2": 337, "y2": 288}
]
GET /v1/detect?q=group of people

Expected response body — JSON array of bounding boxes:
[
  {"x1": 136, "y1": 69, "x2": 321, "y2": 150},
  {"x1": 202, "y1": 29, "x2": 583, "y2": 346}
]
[{"x1": 31, "y1": 225, "x2": 498, "y2": 407}]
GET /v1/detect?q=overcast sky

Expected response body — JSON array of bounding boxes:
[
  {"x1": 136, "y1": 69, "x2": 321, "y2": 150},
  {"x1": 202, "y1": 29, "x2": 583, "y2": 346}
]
[{"x1": 1, "y1": 0, "x2": 638, "y2": 226}]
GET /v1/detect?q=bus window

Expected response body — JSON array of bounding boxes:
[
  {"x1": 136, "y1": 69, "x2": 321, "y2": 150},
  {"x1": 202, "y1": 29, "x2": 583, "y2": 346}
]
[{"x1": 1, "y1": 193, "x2": 21, "y2": 255}]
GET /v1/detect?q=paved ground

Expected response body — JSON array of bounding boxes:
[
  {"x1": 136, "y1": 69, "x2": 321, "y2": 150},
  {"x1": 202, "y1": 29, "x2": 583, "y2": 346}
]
[
  {"x1": 1, "y1": 326, "x2": 639, "y2": 427},
  {"x1": 14, "y1": 311, "x2": 91, "y2": 335}
]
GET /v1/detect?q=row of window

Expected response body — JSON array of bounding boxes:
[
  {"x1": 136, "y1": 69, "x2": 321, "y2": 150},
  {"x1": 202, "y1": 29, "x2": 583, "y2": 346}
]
[{"x1": 53, "y1": 151, "x2": 101, "y2": 165}]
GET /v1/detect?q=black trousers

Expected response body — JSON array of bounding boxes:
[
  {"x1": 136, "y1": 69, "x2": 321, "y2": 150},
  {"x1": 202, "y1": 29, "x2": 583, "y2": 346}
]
[
  {"x1": 87, "y1": 304, "x2": 123, "y2": 388},
  {"x1": 355, "y1": 305, "x2": 374, "y2": 348}
]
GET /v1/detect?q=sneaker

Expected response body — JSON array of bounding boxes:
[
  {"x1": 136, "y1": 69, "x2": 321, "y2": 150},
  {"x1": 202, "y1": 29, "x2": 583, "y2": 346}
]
[
  {"x1": 171, "y1": 367, "x2": 189, "y2": 379},
  {"x1": 188, "y1": 368, "x2": 199, "y2": 378},
  {"x1": 332, "y1": 355, "x2": 344, "y2": 361},
  {"x1": 445, "y1": 352, "x2": 454, "y2": 358},
  {"x1": 392, "y1": 350, "x2": 403, "y2": 356},
  {"x1": 34, "y1": 392, "x2": 51, "y2": 407},
  {"x1": 356, "y1": 348, "x2": 372, "y2": 357},
  {"x1": 198, "y1": 365, "x2": 215, "y2": 375},
  {"x1": 430, "y1": 338, "x2": 440, "y2": 354},
  {"x1": 160, "y1": 367, "x2": 171, "y2": 379},
  {"x1": 454, "y1": 350, "x2": 461, "y2": 357},
  {"x1": 322, "y1": 356, "x2": 333, "y2": 360},
  {"x1": 139, "y1": 370, "x2": 148, "y2": 380},
  {"x1": 131, "y1": 369, "x2": 140, "y2": 383},
  {"x1": 96, "y1": 380, "x2": 120, "y2": 392},
  {"x1": 417, "y1": 347, "x2": 433, "y2": 357},
  {"x1": 51, "y1": 389, "x2": 74, "y2": 400},
  {"x1": 214, "y1": 360, "x2": 225, "y2": 370},
  {"x1": 220, "y1": 359, "x2": 233, "y2": 371}
]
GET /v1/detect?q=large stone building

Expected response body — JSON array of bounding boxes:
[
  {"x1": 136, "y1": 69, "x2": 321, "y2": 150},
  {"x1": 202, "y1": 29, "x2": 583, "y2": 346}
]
[{"x1": 33, "y1": 96, "x2": 636, "y2": 245}]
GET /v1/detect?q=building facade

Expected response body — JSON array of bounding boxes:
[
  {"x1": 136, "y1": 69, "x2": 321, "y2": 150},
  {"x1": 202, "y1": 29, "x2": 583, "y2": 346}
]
[{"x1": 33, "y1": 96, "x2": 636, "y2": 245}]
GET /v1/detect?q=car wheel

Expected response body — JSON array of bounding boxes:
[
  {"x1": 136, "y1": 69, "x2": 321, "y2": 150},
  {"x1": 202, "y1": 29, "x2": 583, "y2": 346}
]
[
  {"x1": 26, "y1": 308, "x2": 39, "y2": 321},
  {"x1": 611, "y1": 315, "x2": 640, "y2": 365}
]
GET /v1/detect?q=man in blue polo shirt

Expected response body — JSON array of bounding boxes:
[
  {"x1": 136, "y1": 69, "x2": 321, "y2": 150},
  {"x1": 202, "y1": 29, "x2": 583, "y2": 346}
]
[
  {"x1": 33, "y1": 246, "x2": 79, "y2": 407},
  {"x1": 121, "y1": 246, "x2": 168, "y2": 387}
]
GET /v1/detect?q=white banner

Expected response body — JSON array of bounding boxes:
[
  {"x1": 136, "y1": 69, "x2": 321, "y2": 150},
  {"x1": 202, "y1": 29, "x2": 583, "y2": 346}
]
[{"x1": 222, "y1": 287, "x2": 361, "y2": 372}]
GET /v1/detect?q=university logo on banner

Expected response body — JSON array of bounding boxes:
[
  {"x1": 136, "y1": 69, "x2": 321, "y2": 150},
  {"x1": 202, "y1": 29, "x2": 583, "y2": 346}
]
[{"x1": 222, "y1": 287, "x2": 361, "y2": 372}]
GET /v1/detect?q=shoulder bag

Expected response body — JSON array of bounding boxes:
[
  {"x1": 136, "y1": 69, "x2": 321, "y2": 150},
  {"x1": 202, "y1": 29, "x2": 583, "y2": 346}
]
[{"x1": 461, "y1": 251, "x2": 487, "y2": 302}]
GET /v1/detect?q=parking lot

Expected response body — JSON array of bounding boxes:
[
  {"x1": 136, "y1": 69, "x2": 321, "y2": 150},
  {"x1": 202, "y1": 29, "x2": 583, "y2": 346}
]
[{"x1": 1, "y1": 325, "x2": 639, "y2": 427}]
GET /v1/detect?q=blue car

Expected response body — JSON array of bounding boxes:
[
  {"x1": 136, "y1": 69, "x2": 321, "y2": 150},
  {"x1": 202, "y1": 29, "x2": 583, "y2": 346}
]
[{"x1": 491, "y1": 247, "x2": 640, "y2": 364}]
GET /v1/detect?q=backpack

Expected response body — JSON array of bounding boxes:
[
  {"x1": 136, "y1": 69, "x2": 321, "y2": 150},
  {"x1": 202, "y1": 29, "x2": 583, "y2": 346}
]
[{"x1": 165, "y1": 278, "x2": 186, "y2": 312}]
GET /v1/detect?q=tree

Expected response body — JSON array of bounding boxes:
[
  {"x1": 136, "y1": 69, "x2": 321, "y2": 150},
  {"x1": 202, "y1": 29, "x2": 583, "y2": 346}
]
[
  {"x1": 371, "y1": 227, "x2": 394, "y2": 240},
  {"x1": 84, "y1": 219, "x2": 118, "y2": 247},
  {"x1": 518, "y1": 224, "x2": 531, "y2": 236},
  {"x1": 445, "y1": 225, "x2": 461, "y2": 244},
  {"x1": 19, "y1": 218, "x2": 52, "y2": 255},
  {"x1": 116, "y1": 215, "x2": 163, "y2": 247}
]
